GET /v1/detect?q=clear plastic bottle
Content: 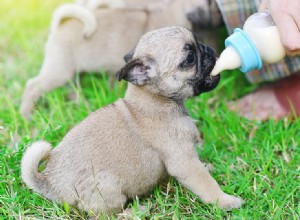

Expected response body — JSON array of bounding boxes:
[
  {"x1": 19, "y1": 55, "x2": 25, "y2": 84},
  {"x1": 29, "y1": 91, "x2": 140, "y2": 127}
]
[{"x1": 211, "y1": 10, "x2": 286, "y2": 76}]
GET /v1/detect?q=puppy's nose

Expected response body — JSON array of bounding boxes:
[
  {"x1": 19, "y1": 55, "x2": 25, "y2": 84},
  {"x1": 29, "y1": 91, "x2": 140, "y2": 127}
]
[
  {"x1": 197, "y1": 41, "x2": 216, "y2": 57},
  {"x1": 204, "y1": 45, "x2": 216, "y2": 57},
  {"x1": 202, "y1": 46, "x2": 216, "y2": 63}
]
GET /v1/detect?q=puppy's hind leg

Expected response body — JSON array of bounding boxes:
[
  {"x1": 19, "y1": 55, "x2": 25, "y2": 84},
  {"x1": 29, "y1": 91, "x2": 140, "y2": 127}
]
[
  {"x1": 81, "y1": 189, "x2": 127, "y2": 217},
  {"x1": 20, "y1": 59, "x2": 75, "y2": 119},
  {"x1": 76, "y1": 172, "x2": 127, "y2": 216}
]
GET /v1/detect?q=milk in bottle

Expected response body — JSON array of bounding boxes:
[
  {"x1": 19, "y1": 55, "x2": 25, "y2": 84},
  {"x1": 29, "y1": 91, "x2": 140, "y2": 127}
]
[{"x1": 211, "y1": 11, "x2": 286, "y2": 76}]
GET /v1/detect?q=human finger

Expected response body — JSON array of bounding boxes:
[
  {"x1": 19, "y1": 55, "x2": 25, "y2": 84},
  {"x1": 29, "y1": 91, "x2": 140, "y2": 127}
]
[{"x1": 271, "y1": 12, "x2": 300, "y2": 56}]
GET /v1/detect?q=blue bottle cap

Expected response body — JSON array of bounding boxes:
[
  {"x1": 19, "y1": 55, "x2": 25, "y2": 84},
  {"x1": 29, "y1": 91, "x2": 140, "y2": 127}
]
[{"x1": 225, "y1": 28, "x2": 262, "y2": 73}]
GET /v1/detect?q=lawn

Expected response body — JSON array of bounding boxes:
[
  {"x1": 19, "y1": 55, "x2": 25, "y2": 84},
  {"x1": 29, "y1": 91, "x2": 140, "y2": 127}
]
[{"x1": 0, "y1": 0, "x2": 299, "y2": 219}]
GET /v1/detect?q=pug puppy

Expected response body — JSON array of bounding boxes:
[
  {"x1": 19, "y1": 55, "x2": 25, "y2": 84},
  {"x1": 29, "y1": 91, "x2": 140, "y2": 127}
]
[
  {"x1": 21, "y1": 26, "x2": 244, "y2": 215},
  {"x1": 20, "y1": 0, "x2": 213, "y2": 118}
]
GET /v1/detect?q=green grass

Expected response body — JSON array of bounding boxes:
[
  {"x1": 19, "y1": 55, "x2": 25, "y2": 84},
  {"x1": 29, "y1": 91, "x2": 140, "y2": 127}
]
[{"x1": 0, "y1": 0, "x2": 299, "y2": 219}]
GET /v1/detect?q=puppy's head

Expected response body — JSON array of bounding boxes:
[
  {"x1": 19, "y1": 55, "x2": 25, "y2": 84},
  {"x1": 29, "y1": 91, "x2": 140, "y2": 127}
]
[{"x1": 117, "y1": 26, "x2": 220, "y2": 101}]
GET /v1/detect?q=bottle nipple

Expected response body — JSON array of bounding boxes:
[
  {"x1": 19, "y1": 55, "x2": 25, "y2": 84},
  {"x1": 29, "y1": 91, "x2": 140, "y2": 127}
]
[
  {"x1": 211, "y1": 46, "x2": 242, "y2": 76},
  {"x1": 210, "y1": 28, "x2": 262, "y2": 76}
]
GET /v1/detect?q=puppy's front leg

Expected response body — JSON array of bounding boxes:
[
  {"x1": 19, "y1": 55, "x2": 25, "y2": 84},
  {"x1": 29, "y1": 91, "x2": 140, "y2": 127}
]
[{"x1": 165, "y1": 154, "x2": 244, "y2": 210}]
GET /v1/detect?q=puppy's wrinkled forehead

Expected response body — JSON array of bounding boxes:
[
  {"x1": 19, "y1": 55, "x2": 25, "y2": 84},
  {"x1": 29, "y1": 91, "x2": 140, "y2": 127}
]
[{"x1": 134, "y1": 27, "x2": 196, "y2": 69}]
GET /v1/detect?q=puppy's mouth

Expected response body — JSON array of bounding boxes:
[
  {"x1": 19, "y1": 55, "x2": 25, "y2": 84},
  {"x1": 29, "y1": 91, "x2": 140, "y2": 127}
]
[
  {"x1": 192, "y1": 69, "x2": 220, "y2": 96},
  {"x1": 200, "y1": 73, "x2": 220, "y2": 93}
]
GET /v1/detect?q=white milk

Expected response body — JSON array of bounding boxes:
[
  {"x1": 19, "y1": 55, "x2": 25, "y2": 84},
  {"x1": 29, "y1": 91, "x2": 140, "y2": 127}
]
[
  {"x1": 244, "y1": 25, "x2": 285, "y2": 63},
  {"x1": 211, "y1": 46, "x2": 241, "y2": 76}
]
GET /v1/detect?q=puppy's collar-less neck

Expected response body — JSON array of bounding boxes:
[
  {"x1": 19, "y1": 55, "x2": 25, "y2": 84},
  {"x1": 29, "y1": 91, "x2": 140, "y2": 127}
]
[{"x1": 125, "y1": 84, "x2": 186, "y2": 115}]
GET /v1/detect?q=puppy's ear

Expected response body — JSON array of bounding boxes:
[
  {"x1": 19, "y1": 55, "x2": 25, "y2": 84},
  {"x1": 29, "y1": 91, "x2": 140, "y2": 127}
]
[
  {"x1": 116, "y1": 58, "x2": 158, "y2": 85},
  {"x1": 123, "y1": 48, "x2": 135, "y2": 63}
]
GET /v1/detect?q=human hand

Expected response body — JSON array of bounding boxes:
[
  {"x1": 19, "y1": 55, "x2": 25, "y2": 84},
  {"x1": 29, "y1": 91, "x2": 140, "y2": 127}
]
[{"x1": 259, "y1": 0, "x2": 300, "y2": 56}]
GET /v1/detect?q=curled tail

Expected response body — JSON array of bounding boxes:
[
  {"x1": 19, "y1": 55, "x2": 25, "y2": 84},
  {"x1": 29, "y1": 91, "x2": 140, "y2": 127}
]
[
  {"x1": 51, "y1": 4, "x2": 98, "y2": 38},
  {"x1": 21, "y1": 141, "x2": 52, "y2": 196}
]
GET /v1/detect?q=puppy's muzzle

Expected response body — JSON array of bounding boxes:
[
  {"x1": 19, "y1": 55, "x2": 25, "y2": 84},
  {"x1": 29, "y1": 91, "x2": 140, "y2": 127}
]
[{"x1": 191, "y1": 43, "x2": 220, "y2": 95}]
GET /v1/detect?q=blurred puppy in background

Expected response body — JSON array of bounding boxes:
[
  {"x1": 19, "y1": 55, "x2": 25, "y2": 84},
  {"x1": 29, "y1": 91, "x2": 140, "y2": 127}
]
[
  {"x1": 21, "y1": 0, "x2": 223, "y2": 118},
  {"x1": 51, "y1": 0, "x2": 169, "y2": 38}
]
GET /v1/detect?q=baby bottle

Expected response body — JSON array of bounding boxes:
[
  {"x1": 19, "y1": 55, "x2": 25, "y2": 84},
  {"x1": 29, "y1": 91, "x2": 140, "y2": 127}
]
[{"x1": 211, "y1": 10, "x2": 286, "y2": 76}]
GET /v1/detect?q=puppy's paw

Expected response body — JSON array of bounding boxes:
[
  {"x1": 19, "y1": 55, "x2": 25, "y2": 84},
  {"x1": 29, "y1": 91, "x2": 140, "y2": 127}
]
[{"x1": 217, "y1": 193, "x2": 245, "y2": 210}]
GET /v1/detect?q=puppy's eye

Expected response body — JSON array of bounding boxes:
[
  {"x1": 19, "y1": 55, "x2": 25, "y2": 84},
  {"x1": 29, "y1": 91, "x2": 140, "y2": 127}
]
[
  {"x1": 183, "y1": 52, "x2": 196, "y2": 67},
  {"x1": 186, "y1": 52, "x2": 195, "y2": 64},
  {"x1": 179, "y1": 51, "x2": 196, "y2": 69}
]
